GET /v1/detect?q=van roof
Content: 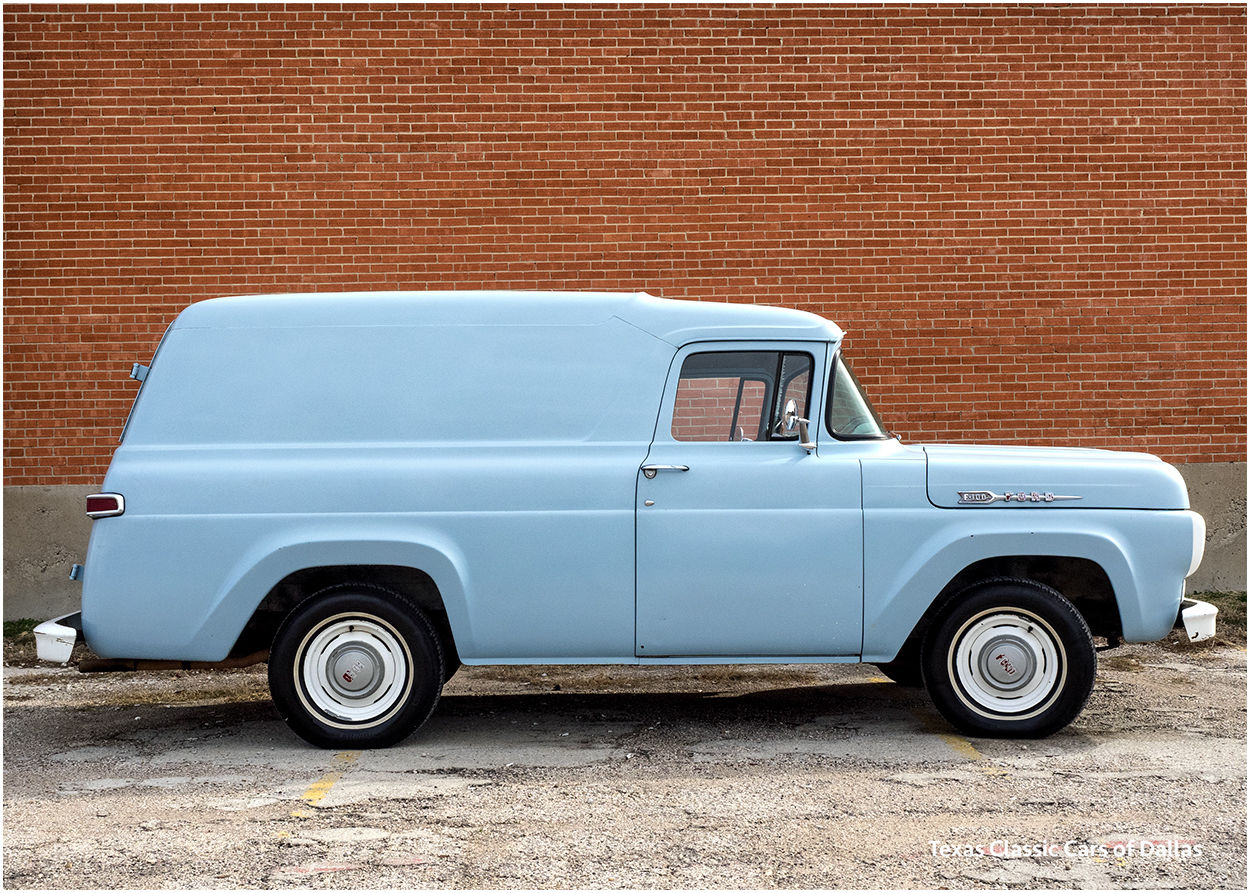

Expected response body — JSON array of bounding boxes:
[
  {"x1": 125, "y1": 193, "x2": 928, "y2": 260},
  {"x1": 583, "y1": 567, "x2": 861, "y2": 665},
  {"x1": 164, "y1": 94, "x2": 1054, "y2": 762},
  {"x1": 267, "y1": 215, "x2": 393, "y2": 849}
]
[{"x1": 175, "y1": 291, "x2": 844, "y2": 346}]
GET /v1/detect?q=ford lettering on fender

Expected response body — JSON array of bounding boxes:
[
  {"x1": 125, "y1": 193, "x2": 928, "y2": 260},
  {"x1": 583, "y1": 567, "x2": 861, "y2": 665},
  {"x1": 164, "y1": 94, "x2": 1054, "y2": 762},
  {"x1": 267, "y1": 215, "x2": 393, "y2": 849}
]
[{"x1": 34, "y1": 292, "x2": 1215, "y2": 748}]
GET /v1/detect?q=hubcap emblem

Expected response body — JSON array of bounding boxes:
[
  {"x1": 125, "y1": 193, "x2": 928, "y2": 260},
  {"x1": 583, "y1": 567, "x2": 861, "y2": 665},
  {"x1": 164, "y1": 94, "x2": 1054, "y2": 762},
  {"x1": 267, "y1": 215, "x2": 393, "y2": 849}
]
[
  {"x1": 980, "y1": 638, "x2": 1034, "y2": 690},
  {"x1": 341, "y1": 655, "x2": 366, "y2": 684},
  {"x1": 329, "y1": 646, "x2": 381, "y2": 697}
]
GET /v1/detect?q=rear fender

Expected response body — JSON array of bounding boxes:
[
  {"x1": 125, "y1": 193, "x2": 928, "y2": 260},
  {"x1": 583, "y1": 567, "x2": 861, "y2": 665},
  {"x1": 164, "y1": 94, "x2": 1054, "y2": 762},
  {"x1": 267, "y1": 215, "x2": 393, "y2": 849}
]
[{"x1": 200, "y1": 527, "x2": 473, "y2": 661}]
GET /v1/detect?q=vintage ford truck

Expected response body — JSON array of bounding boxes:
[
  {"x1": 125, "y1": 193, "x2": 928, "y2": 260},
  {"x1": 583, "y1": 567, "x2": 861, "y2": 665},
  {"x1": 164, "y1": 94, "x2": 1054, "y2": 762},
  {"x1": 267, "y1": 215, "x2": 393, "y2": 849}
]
[{"x1": 36, "y1": 291, "x2": 1215, "y2": 748}]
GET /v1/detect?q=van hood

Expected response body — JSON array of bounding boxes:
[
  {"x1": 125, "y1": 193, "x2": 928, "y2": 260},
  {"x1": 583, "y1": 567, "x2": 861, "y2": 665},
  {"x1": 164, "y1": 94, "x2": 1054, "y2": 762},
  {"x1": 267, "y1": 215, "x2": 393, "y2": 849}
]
[{"x1": 923, "y1": 444, "x2": 1189, "y2": 510}]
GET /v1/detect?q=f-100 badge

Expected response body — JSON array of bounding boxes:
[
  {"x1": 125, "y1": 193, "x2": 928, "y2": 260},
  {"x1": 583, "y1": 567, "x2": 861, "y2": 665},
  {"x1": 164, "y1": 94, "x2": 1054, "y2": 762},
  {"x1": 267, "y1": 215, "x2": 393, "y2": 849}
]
[{"x1": 957, "y1": 490, "x2": 1083, "y2": 505}]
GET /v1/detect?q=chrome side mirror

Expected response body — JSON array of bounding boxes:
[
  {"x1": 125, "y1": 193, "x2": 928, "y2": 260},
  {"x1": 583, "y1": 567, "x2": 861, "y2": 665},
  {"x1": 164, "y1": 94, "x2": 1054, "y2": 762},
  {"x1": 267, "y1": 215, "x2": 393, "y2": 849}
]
[
  {"x1": 780, "y1": 398, "x2": 815, "y2": 453},
  {"x1": 780, "y1": 398, "x2": 798, "y2": 434}
]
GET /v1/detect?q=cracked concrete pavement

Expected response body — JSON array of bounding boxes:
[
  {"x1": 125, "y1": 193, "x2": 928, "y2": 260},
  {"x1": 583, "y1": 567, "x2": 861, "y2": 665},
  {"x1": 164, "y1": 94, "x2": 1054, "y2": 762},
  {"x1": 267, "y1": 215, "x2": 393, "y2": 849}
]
[{"x1": 3, "y1": 642, "x2": 1246, "y2": 888}]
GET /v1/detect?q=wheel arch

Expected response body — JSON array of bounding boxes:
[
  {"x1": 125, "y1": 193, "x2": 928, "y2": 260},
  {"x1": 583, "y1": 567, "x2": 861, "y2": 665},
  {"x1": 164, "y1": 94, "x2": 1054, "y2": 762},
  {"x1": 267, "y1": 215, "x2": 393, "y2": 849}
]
[
  {"x1": 199, "y1": 534, "x2": 474, "y2": 664},
  {"x1": 229, "y1": 564, "x2": 461, "y2": 670},
  {"x1": 875, "y1": 555, "x2": 1118, "y2": 667},
  {"x1": 862, "y1": 523, "x2": 1133, "y2": 664}
]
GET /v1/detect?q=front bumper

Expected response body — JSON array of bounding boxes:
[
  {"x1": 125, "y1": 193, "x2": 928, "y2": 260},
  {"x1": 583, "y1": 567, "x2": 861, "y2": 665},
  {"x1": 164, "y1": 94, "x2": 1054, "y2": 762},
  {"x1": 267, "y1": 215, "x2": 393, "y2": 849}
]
[
  {"x1": 34, "y1": 612, "x2": 81, "y2": 663},
  {"x1": 1178, "y1": 598, "x2": 1218, "y2": 643}
]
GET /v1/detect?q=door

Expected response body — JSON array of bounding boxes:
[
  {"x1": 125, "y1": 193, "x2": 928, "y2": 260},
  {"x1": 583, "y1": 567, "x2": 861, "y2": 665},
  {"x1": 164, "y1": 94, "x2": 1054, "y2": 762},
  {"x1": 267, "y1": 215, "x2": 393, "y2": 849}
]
[{"x1": 635, "y1": 342, "x2": 863, "y2": 657}]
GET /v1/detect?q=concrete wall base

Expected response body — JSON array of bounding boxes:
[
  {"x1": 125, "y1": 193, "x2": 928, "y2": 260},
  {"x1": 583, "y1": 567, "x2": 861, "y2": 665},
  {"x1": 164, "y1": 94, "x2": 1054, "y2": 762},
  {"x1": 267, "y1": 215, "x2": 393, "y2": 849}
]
[
  {"x1": 1175, "y1": 462, "x2": 1246, "y2": 594},
  {"x1": 3, "y1": 464, "x2": 1245, "y2": 621},
  {"x1": 4, "y1": 485, "x2": 95, "y2": 621}
]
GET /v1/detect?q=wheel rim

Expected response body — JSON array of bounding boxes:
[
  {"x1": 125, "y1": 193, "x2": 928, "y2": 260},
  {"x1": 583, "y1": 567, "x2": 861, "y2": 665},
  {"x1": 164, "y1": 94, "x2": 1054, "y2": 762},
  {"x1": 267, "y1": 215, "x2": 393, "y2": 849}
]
[
  {"x1": 294, "y1": 613, "x2": 413, "y2": 729},
  {"x1": 947, "y1": 608, "x2": 1066, "y2": 720}
]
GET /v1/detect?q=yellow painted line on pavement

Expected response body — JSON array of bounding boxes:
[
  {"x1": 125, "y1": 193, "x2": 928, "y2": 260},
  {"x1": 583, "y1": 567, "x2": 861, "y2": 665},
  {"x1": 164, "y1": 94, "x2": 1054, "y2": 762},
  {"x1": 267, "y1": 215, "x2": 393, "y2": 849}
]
[
  {"x1": 291, "y1": 751, "x2": 360, "y2": 817},
  {"x1": 931, "y1": 726, "x2": 1009, "y2": 773},
  {"x1": 937, "y1": 732, "x2": 983, "y2": 761},
  {"x1": 300, "y1": 771, "x2": 343, "y2": 805},
  {"x1": 913, "y1": 708, "x2": 984, "y2": 761}
]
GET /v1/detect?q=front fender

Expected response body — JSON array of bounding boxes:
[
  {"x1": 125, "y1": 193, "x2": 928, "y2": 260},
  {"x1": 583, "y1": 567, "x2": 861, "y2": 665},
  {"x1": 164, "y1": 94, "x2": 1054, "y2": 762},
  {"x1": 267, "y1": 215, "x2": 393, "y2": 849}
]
[{"x1": 861, "y1": 509, "x2": 1193, "y2": 662}]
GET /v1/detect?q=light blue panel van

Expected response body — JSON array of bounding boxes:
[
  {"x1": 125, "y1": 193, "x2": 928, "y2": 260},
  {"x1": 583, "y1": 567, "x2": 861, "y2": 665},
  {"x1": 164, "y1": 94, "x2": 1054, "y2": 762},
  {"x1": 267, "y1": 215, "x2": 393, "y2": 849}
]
[{"x1": 35, "y1": 291, "x2": 1214, "y2": 748}]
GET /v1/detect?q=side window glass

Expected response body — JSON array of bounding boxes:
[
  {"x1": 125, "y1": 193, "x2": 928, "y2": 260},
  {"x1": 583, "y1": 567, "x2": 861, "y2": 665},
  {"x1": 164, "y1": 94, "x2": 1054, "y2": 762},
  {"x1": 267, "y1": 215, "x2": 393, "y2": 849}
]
[
  {"x1": 672, "y1": 374, "x2": 766, "y2": 441},
  {"x1": 670, "y1": 350, "x2": 812, "y2": 442}
]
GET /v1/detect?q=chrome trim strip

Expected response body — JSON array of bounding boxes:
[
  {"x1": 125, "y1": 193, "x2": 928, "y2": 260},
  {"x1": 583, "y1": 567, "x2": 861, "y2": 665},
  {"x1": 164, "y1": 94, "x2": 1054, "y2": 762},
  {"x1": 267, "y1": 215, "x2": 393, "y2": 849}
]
[{"x1": 956, "y1": 490, "x2": 1082, "y2": 505}]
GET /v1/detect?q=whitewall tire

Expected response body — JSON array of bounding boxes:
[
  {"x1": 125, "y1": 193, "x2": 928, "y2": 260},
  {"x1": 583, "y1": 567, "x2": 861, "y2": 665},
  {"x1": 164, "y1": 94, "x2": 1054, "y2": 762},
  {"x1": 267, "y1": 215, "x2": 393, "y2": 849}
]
[
  {"x1": 269, "y1": 585, "x2": 443, "y2": 749},
  {"x1": 922, "y1": 579, "x2": 1096, "y2": 738}
]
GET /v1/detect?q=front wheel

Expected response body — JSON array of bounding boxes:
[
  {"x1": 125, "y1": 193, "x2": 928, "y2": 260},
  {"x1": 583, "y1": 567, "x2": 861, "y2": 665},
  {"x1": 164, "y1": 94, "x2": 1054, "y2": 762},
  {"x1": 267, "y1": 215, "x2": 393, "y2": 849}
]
[
  {"x1": 921, "y1": 579, "x2": 1095, "y2": 738},
  {"x1": 269, "y1": 585, "x2": 444, "y2": 749}
]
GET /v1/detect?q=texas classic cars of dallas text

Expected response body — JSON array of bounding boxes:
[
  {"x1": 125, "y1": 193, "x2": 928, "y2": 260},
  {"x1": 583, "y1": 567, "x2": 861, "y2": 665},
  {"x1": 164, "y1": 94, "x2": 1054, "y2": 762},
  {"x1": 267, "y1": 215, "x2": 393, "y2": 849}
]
[{"x1": 35, "y1": 291, "x2": 1215, "y2": 748}]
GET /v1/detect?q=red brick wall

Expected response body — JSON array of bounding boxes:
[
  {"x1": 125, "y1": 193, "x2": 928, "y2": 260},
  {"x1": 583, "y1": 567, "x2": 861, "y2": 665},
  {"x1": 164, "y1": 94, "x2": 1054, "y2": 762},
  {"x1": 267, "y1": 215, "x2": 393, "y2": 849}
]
[
  {"x1": 674, "y1": 377, "x2": 769, "y2": 441},
  {"x1": 4, "y1": 4, "x2": 1245, "y2": 485}
]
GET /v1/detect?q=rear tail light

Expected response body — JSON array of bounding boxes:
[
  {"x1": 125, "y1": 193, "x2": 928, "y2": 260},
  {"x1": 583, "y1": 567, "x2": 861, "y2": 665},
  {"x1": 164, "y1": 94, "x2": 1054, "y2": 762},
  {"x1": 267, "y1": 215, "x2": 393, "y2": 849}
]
[{"x1": 86, "y1": 493, "x2": 125, "y2": 518}]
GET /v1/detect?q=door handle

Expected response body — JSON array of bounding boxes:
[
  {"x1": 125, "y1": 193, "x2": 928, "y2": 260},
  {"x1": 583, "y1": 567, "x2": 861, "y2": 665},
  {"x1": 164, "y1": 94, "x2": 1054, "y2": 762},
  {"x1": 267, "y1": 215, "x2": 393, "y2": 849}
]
[{"x1": 641, "y1": 464, "x2": 690, "y2": 479}]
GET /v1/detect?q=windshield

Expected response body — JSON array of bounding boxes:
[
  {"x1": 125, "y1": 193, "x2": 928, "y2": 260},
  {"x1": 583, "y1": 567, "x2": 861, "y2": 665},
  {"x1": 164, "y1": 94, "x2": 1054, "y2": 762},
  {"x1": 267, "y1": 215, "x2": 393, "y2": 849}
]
[{"x1": 826, "y1": 354, "x2": 888, "y2": 439}]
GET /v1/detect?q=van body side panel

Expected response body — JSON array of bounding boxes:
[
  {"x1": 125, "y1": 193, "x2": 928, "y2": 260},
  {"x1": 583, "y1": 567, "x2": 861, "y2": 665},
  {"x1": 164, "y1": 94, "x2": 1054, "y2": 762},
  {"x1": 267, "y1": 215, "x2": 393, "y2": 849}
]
[
  {"x1": 82, "y1": 313, "x2": 675, "y2": 662},
  {"x1": 122, "y1": 319, "x2": 669, "y2": 448},
  {"x1": 81, "y1": 460, "x2": 643, "y2": 661}
]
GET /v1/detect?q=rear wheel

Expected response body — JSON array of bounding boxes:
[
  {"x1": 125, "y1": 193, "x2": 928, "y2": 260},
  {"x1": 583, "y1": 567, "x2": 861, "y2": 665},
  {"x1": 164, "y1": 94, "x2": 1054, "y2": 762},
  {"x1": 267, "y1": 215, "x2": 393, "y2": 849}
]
[
  {"x1": 922, "y1": 579, "x2": 1095, "y2": 738},
  {"x1": 269, "y1": 585, "x2": 443, "y2": 749}
]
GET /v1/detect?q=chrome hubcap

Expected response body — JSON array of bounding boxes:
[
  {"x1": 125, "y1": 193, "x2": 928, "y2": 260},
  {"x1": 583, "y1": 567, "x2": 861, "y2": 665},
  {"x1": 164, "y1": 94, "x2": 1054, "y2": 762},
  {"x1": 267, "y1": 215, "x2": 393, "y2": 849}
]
[
  {"x1": 979, "y1": 636, "x2": 1035, "y2": 691},
  {"x1": 295, "y1": 614, "x2": 412, "y2": 729},
  {"x1": 949, "y1": 610, "x2": 1065, "y2": 718},
  {"x1": 326, "y1": 643, "x2": 385, "y2": 699}
]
